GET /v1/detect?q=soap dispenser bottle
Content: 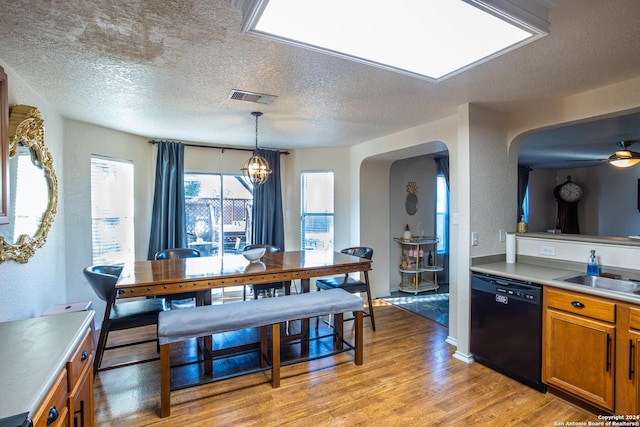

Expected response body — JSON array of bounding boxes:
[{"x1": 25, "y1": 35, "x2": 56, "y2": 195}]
[{"x1": 587, "y1": 250, "x2": 600, "y2": 276}]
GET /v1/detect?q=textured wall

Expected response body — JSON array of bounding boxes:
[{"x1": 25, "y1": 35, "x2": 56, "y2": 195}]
[{"x1": 0, "y1": 64, "x2": 67, "y2": 321}]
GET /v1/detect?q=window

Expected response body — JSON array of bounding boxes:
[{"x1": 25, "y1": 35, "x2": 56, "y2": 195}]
[
  {"x1": 301, "y1": 171, "x2": 334, "y2": 251},
  {"x1": 90, "y1": 156, "x2": 135, "y2": 265},
  {"x1": 435, "y1": 174, "x2": 449, "y2": 254},
  {"x1": 522, "y1": 186, "x2": 530, "y2": 223},
  {"x1": 184, "y1": 173, "x2": 252, "y2": 257}
]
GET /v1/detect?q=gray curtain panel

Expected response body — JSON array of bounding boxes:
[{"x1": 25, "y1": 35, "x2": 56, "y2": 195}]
[
  {"x1": 251, "y1": 149, "x2": 285, "y2": 251},
  {"x1": 148, "y1": 141, "x2": 187, "y2": 259}
]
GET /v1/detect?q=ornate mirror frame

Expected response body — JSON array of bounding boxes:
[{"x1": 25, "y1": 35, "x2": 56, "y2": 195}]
[
  {"x1": 0, "y1": 105, "x2": 58, "y2": 263},
  {"x1": 0, "y1": 66, "x2": 8, "y2": 225}
]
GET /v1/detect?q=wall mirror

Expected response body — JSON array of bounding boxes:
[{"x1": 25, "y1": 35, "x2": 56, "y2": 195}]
[{"x1": 0, "y1": 105, "x2": 58, "y2": 263}]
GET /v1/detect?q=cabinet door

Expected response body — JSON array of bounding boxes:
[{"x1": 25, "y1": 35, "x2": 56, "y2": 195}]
[
  {"x1": 618, "y1": 330, "x2": 640, "y2": 415},
  {"x1": 543, "y1": 308, "x2": 615, "y2": 411},
  {"x1": 68, "y1": 358, "x2": 93, "y2": 427}
]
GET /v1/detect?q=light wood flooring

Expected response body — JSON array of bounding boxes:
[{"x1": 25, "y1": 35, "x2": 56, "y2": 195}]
[{"x1": 94, "y1": 299, "x2": 600, "y2": 426}]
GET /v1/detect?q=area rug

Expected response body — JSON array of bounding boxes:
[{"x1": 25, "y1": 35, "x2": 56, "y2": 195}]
[{"x1": 381, "y1": 293, "x2": 449, "y2": 327}]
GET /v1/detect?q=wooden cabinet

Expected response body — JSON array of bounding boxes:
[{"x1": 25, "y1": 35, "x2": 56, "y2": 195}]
[
  {"x1": 543, "y1": 287, "x2": 616, "y2": 411},
  {"x1": 394, "y1": 237, "x2": 442, "y2": 294},
  {"x1": 29, "y1": 328, "x2": 94, "y2": 427},
  {"x1": 30, "y1": 369, "x2": 69, "y2": 427},
  {"x1": 67, "y1": 329, "x2": 94, "y2": 427},
  {"x1": 544, "y1": 287, "x2": 640, "y2": 414},
  {"x1": 0, "y1": 313, "x2": 95, "y2": 426},
  {"x1": 616, "y1": 305, "x2": 640, "y2": 414}
]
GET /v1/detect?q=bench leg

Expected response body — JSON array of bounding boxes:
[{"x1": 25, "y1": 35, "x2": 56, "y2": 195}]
[
  {"x1": 334, "y1": 312, "x2": 344, "y2": 350},
  {"x1": 160, "y1": 344, "x2": 171, "y2": 418},
  {"x1": 355, "y1": 310, "x2": 363, "y2": 365},
  {"x1": 260, "y1": 326, "x2": 268, "y2": 368},
  {"x1": 271, "y1": 323, "x2": 280, "y2": 387}
]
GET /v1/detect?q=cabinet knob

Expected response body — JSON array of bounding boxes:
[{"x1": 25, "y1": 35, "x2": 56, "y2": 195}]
[
  {"x1": 81, "y1": 350, "x2": 89, "y2": 362},
  {"x1": 571, "y1": 300, "x2": 585, "y2": 309},
  {"x1": 46, "y1": 406, "x2": 59, "y2": 425}
]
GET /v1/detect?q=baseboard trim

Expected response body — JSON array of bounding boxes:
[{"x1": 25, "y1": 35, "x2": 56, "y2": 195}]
[{"x1": 452, "y1": 350, "x2": 474, "y2": 364}]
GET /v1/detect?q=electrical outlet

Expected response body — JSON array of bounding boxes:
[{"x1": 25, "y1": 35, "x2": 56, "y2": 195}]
[
  {"x1": 540, "y1": 245, "x2": 556, "y2": 256},
  {"x1": 499, "y1": 229, "x2": 505, "y2": 242},
  {"x1": 471, "y1": 231, "x2": 478, "y2": 246}
]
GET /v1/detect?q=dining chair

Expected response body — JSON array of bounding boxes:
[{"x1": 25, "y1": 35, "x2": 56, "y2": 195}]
[
  {"x1": 83, "y1": 264, "x2": 168, "y2": 375},
  {"x1": 154, "y1": 247, "x2": 201, "y2": 308},
  {"x1": 242, "y1": 244, "x2": 285, "y2": 299},
  {"x1": 315, "y1": 247, "x2": 375, "y2": 331}
]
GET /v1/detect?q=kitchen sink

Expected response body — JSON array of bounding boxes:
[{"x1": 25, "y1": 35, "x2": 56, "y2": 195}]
[{"x1": 556, "y1": 273, "x2": 640, "y2": 294}]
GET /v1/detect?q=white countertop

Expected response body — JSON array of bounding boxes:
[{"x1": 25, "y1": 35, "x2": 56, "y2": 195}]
[
  {"x1": 0, "y1": 311, "x2": 95, "y2": 425},
  {"x1": 470, "y1": 261, "x2": 640, "y2": 304}
]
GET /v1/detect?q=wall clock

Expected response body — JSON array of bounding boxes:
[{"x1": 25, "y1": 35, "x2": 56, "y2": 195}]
[{"x1": 554, "y1": 176, "x2": 581, "y2": 234}]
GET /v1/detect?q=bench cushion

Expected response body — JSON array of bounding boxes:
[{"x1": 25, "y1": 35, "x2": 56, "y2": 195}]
[{"x1": 158, "y1": 288, "x2": 363, "y2": 345}]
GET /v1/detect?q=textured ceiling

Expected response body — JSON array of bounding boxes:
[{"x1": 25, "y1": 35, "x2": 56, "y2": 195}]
[{"x1": 0, "y1": 0, "x2": 639, "y2": 162}]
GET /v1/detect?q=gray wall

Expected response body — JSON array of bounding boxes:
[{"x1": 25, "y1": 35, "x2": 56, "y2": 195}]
[{"x1": 527, "y1": 164, "x2": 640, "y2": 236}]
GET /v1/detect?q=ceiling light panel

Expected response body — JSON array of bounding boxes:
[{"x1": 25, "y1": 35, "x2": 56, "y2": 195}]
[{"x1": 238, "y1": 0, "x2": 548, "y2": 81}]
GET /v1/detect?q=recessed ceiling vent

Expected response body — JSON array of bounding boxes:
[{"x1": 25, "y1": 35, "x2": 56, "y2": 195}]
[{"x1": 228, "y1": 89, "x2": 277, "y2": 105}]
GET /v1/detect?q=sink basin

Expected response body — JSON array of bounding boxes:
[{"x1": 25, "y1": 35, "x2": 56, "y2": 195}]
[{"x1": 556, "y1": 273, "x2": 640, "y2": 294}]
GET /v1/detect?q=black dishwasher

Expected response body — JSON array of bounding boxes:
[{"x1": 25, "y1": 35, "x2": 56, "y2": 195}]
[{"x1": 470, "y1": 272, "x2": 546, "y2": 392}]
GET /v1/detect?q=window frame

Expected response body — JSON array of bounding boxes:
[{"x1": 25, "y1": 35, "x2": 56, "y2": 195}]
[{"x1": 300, "y1": 170, "x2": 335, "y2": 252}]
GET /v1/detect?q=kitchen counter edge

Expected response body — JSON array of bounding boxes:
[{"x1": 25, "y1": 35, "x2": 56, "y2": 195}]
[{"x1": 470, "y1": 261, "x2": 640, "y2": 304}]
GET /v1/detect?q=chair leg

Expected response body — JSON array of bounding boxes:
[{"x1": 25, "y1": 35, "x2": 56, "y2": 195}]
[
  {"x1": 94, "y1": 303, "x2": 112, "y2": 375},
  {"x1": 364, "y1": 271, "x2": 376, "y2": 331}
]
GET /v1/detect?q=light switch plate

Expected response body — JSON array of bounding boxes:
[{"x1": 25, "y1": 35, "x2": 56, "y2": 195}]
[{"x1": 471, "y1": 231, "x2": 478, "y2": 246}]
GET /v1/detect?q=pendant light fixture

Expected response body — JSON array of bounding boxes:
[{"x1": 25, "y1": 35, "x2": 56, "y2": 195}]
[
  {"x1": 608, "y1": 140, "x2": 640, "y2": 168},
  {"x1": 241, "y1": 111, "x2": 272, "y2": 186}
]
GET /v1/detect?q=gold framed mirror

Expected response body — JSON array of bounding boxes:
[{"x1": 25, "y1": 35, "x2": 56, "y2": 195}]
[{"x1": 0, "y1": 105, "x2": 58, "y2": 263}]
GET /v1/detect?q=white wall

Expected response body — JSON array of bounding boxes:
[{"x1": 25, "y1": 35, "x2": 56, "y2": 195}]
[
  {"x1": 0, "y1": 63, "x2": 67, "y2": 321},
  {"x1": 282, "y1": 147, "x2": 350, "y2": 252}
]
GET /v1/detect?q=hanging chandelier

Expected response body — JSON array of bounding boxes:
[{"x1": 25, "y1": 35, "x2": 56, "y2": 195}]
[{"x1": 241, "y1": 111, "x2": 272, "y2": 186}]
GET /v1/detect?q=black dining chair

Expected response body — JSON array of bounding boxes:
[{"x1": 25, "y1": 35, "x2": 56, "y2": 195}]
[
  {"x1": 315, "y1": 247, "x2": 375, "y2": 331},
  {"x1": 242, "y1": 244, "x2": 286, "y2": 300},
  {"x1": 83, "y1": 264, "x2": 168, "y2": 375},
  {"x1": 154, "y1": 247, "x2": 201, "y2": 308}
]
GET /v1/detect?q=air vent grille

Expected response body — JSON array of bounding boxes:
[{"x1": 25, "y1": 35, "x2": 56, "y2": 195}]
[{"x1": 228, "y1": 89, "x2": 277, "y2": 105}]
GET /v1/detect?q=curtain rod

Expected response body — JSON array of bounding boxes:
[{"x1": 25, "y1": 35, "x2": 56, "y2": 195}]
[{"x1": 149, "y1": 140, "x2": 289, "y2": 155}]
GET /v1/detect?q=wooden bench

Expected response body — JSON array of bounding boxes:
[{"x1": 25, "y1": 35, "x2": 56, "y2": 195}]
[{"x1": 158, "y1": 288, "x2": 364, "y2": 417}]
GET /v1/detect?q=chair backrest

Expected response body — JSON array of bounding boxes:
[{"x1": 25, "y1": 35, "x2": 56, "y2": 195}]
[
  {"x1": 341, "y1": 247, "x2": 373, "y2": 260},
  {"x1": 243, "y1": 244, "x2": 280, "y2": 253},
  {"x1": 154, "y1": 248, "x2": 201, "y2": 260},
  {"x1": 83, "y1": 264, "x2": 124, "y2": 304}
]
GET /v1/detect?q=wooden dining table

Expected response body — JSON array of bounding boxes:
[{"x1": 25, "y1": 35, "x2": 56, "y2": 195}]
[
  {"x1": 116, "y1": 250, "x2": 372, "y2": 301},
  {"x1": 115, "y1": 250, "x2": 372, "y2": 364}
]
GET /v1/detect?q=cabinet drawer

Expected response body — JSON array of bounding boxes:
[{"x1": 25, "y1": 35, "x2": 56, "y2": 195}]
[
  {"x1": 67, "y1": 329, "x2": 92, "y2": 390},
  {"x1": 630, "y1": 306, "x2": 640, "y2": 330},
  {"x1": 31, "y1": 369, "x2": 68, "y2": 427},
  {"x1": 545, "y1": 287, "x2": 616, "y2": 323}
]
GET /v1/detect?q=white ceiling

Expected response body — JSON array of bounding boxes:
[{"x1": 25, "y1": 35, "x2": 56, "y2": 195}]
[{"x1": 0, "y1": 0, "x2": 639, "y2": 163}]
